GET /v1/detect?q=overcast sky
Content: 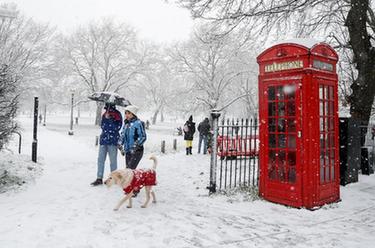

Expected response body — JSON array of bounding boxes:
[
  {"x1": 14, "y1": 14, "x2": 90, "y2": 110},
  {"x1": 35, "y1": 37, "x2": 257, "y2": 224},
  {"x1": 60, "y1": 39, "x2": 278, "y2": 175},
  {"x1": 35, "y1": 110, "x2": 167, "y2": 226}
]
[{"x1": 6, "y1": 0, "x2": 194, "y2": 43}]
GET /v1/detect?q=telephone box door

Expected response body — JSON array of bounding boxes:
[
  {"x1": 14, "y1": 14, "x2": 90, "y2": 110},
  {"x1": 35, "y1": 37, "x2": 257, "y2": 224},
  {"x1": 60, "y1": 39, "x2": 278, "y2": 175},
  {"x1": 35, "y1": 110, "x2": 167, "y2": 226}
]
[{"x1": 262, "y1": 79, "x2": 303, "y2": 206}]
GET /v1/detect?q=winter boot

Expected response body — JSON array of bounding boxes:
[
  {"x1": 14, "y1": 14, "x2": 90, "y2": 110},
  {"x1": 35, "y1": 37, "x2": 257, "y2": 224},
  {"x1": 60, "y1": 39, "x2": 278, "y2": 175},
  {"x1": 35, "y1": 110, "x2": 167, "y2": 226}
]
[
  {"x1": 90, "y1": 178, "x2": 103, "y2": 186},
  {"x1": 186, "y1": 147, "x2": 189, "y2": 155},
  {"x1": 189, "y1": 147, "x2": 193, "y2": 155}
]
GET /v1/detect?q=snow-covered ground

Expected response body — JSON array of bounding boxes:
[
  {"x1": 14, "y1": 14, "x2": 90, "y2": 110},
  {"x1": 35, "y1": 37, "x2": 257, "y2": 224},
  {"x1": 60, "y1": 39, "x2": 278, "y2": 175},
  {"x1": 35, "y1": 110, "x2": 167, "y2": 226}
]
[{"x1": 1, "y1": 115, "x2": 375, "y2": 248}]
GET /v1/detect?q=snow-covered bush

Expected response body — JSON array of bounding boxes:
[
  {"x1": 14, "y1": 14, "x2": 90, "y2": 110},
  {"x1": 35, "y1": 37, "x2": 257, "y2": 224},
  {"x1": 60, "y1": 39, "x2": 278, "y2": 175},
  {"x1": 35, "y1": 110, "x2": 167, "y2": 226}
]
[{"x1": 0, "y1": 65, "x2": 19, "y2": 150}]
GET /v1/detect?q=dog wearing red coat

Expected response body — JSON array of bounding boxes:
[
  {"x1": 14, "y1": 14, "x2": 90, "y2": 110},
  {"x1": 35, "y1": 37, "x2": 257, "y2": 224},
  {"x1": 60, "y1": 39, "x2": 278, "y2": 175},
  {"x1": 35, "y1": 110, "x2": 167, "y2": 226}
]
[{"x1": 104, "y1": 155, "x2": 157, "y2": 211}]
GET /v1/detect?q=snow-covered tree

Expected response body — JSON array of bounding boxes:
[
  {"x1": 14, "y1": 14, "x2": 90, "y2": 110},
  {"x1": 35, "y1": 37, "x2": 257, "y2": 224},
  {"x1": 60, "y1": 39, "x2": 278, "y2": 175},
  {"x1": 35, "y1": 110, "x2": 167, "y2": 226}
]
[
  {"x1": 172, "y1": 25, "x2": 251, "y2": 113},
  {"x1": 60, "y1": 18, "x2": 147, "y2": 125}
]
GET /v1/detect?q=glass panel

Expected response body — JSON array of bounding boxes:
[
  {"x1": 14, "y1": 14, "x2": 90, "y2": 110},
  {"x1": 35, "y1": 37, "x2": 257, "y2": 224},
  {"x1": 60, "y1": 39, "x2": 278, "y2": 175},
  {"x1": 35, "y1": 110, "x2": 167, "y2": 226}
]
[
  {"x1": 288, "y1": 135, "x2": 296, "y2": 149},
  {"x1": 320, "y1": 117, "x2": 324, "y2": 131},
  {"x1": 277, "y1": 86, "x2": 284, "y2": 100},
  {"x1": 323, "y1": 86, "x2": 328, "y2": 100},
  {"x1": 328, "y1": 118, "x2": 334, "y2": 131},
  {"x1": 329, "y1": 101, "x2": 334, "y2": 116},
  {"x1": 284, "y1": 84, "x2": 296, "y2": 100},
  {"x1": 329, "y1": 86, "x2": 334, "y2": 100},
  {"x1": 278, "y1": 134, "x2": 286, "y2": 148},
  {"x1": 287, "y1": 101, "x2": 295, "y2": 116},
  {"x1": 268, "y1": 150, "x2": 277, "y2": 180},
  {"x1": 319, "y1": 101, "x2": 324, "y2": 116},
  {"x1": 278, "y1": 151, "x2": 286, "y2": 182},
  {"x1": 287, "y1": 118, "x2": 296, "y2": 132},
  {"x1": 319, "y1": 86, "x2": 324, "y2": 99},
  {"x1": 269, "y1": 134, "x2": 276, "y2": 148},
  {"x1": 268, "y1": 87, "x2": 276, "y2": 100},
  {"x1": 268, "y1": 118, "x2": 276, "y2": 132},
  {"x1": 289, "y1": 166, "x2": 296, "y2": 183},
  {"x1": 325, "y1": 101, "x2": 329, "y2": 116},
  {"x1": 325, "y1": 165, "x2": 330, "y2": 182},
  {"x1": 268, "y1": 102, "x2": 276, "y2": 116},
  {"x1": 277, "y1": 119, "x2": 286, "y2": 132},
  {"x1": 287, "y1": 152, "x2": 296, "y2": 166},
  {"x1": 278, "y1": 102, "x2": 285, "y2": 116}
]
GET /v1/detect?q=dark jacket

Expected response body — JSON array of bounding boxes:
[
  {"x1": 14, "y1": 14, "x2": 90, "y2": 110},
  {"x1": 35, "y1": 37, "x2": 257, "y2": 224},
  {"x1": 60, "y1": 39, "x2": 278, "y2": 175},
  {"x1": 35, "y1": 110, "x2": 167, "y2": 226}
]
[
  {"x1": 100, "y1": 108, "x2": 123, "y2": 145},
  {"x1": 120, "y1": 117, "x2": 147, "y2": 153},
  {"x1": 198, "y1": 118, "x2": 210, "y2": 136},
  {"x1": 183, "y1": 116, "x2": 196, "y2": 140}
]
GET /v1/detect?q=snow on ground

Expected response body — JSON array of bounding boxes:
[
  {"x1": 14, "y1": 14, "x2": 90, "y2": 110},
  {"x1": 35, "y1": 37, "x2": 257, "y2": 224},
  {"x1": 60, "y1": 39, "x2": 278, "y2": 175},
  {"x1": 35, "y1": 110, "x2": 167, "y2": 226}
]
[{"x1": 1, "y1": 115, "x2": 375, "y2": 248}]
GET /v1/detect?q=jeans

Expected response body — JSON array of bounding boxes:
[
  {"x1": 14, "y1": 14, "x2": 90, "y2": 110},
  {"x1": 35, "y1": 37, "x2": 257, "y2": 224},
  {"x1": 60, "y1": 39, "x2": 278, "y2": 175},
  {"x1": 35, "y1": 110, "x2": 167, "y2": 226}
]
[
  {"x1": 97, "y1": 145, "x2": 118, "y2": 179},
  {"x1": 198, "y1": 134, "x2": 208, "y2": 154}
]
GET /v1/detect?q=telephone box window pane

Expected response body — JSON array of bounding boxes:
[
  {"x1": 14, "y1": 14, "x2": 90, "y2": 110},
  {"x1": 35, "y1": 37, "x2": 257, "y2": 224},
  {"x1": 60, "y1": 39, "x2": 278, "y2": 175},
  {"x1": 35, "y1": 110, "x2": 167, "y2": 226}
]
[
  {"x1": 269, "y1": 134, "x2": 276, "y2": 148},
  {"x1": 278, "y1": 134, "x2": 286, "y2": 148},
  {"x1": 320, "y1": 152, "x2": 325, "y2": 183},
  {"x1": 287, "y1": 118, "x2": 296, "y2": 132},
  {"x1": 328, "y1": 102, "x2": 334, "y2": 116},
  {"x1": 319, "y1": 101, "x2": 324, "y2": 116},
  {"x1": 325, "y1": 165, "x2": 330, "y2": 182},
  {"x1": 268, "y1": 87, "x2": 276, "y2": 100},
  {"x1": 288, "y1": 135, "x2": 296, "y2": 149},
  {"x1": 277, "y1": 86, "x2": 284, "y2": 100},
  {"x1": 269, "y1": 118, "x2": 276, "y2": 132},
  {"x1": 319, "y1": 86, "x2": 324, "y2": 99},
  {"x1": 277, "y1": 119, "x2": 286, "y2": 132},
  {"x1": 287, "y1": 151, "x2": 296, "y2": 166},
  {"x1": 320, "y1": 118, "x2": 324, "y2": 132},
  {"x1": 284, "y1": 84, "x2": 296, "y2": 99},
  {"x1": 268, "y1": 150, "x2": 277, "y2": 180},
  {"x1": 268, "y1": 102, "x2": 276, "y2": 116},
  {"x1": 278, "y1": 102, "x2": 286, "y2": 116},
  {"x1": 289, "y1": 166, "x2": 296, "y2": 183},
  {"x1": 278, "y1": 151, "x2": 286, "y2": 182},
  {"x1": 329, "y1": 86, "x2": 334, "y2": 100},
  {"x1": 287, "y1": 101, "x2": 295, "y2": 116},
  {"x1": 329, "y1": 118, "x2": 334, "y2": 131}
]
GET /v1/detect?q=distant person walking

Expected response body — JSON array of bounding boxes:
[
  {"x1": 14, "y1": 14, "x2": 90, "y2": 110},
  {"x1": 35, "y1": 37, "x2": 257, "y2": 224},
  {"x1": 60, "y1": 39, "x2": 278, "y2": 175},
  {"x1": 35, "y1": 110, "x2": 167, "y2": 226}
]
[
  {"x1": 120, "y1": 105, "x2": 147, "y2": 169},
  {"x1": 91, "y1": 103, "x2": 122, "y2": 186},
  {"x1": 183, "y1": 115, "x2": 196, "y2": 155},
  {"x1": 197, "y1": 118, "x2": 211, "y2": 154}
]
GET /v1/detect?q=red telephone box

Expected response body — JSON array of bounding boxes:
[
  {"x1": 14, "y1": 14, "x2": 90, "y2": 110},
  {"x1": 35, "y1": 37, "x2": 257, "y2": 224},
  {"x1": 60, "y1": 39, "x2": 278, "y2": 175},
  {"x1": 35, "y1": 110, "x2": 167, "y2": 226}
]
[{"x1": 257, "y1": 40, "x2": 340, "y2": 209}]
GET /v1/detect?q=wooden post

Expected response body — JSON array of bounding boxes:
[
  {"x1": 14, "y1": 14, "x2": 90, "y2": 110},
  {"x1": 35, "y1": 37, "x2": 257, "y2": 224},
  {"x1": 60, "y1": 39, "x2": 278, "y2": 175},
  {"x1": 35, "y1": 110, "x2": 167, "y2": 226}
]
[
  {"x1": 173, "y1": 139, "x2": 177, "y2": 151},
  {"x1": 95, "y1": 136, "x2": 99, "y2": 146},
  {"x1": 161, "y1": 140, "x2": 166, "y2": 153}
]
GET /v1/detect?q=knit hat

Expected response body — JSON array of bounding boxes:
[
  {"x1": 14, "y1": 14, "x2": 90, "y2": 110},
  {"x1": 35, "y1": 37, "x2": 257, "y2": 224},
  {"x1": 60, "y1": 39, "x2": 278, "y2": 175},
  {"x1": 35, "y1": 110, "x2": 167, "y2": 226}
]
[
  {"x1": 124, "y1": 105, "x2": 139, "y2": 116},
  {"x1": 188, "y1": 115, "x2": 193, "y2": 121}
]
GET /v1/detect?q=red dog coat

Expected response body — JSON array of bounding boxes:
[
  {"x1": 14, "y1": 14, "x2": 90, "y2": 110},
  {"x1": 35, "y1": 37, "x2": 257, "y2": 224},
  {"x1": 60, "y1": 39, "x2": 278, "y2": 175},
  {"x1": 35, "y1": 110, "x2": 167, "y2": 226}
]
[{"x1": 123, "y1": 169, "x2": 156, "y2": 194}]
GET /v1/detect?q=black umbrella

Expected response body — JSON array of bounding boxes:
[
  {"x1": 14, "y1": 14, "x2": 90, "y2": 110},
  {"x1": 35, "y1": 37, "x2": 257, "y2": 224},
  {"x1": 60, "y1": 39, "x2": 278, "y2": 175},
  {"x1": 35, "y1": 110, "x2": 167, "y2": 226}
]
[{"x1": 88, "y1": 92, "x2": 131, "y2": 107}]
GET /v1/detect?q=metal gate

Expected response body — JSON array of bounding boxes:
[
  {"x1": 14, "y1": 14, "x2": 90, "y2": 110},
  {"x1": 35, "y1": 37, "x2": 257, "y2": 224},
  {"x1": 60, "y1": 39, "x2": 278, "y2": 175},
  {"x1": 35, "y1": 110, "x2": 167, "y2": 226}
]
[{"x1": 209, "y1": 117, "x2": 259, "y2": 193}]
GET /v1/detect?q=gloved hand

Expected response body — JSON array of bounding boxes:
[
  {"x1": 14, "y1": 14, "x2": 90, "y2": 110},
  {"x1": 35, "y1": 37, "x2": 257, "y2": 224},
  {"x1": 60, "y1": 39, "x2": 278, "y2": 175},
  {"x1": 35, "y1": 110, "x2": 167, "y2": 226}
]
[{"x1": 117, "y1": 144, "x2": 125, "y2": 156}]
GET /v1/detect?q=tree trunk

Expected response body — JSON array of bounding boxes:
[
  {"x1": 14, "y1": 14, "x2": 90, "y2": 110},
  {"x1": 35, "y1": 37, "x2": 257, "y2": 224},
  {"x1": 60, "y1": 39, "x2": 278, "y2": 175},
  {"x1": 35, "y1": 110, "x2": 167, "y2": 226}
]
[
  {"x1": 345, "y1": 0, "x2": 375, "y2": 145},
  {"x1": 160, "y1": 108, "x2": 164, "y2": 122},
  {"x1": 95, "y1": 102, "x2": 104, "y2": 126},
  {"x1": 152, "y1": 109, "x2": 159, "y2": 125}
]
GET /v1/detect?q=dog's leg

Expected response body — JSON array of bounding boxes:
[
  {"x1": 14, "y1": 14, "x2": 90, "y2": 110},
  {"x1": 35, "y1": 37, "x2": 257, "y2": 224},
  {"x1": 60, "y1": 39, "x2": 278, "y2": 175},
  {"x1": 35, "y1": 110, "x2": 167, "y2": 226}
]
[
  {"x1": 151, "y1": 189, "x2": 156, "y2": 204},
  {"x1": 114, "y1": 193, "x2": 133, "y2": 211},
  {"x1": 141, "y1": 186, "x2": 152, "y2": 208},
  {"x1": 127, "y1": 195, "x2": 133, "y2": 208}
]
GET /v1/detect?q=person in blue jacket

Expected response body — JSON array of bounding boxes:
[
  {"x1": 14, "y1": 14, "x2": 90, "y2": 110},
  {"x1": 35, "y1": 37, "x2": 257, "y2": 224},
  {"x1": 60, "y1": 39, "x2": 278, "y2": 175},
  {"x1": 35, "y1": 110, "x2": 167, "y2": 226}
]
[
  {"x1": 91, "y1": 103, "x2": 123, "y2": 186},
  {"x1": 120, "y1": 105, "x2": 147, "y2": 170}
]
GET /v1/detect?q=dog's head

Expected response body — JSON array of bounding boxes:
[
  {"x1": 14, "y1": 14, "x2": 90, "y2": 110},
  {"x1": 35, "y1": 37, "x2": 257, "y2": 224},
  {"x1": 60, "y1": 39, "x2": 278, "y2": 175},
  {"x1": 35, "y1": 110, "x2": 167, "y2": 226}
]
[
  {"x1": 104, "y1": 170, "x2": 122, "y2": 187},
  {"x1": 104, "y1": 169, "x2": 133, "y2": 188}
]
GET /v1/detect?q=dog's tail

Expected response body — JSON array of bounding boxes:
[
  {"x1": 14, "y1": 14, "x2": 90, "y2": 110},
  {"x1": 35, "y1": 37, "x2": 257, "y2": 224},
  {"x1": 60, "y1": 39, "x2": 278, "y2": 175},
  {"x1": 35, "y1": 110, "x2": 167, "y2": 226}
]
[{"x1": 149, "y1": 155, "x2": 158, "y2": 170}]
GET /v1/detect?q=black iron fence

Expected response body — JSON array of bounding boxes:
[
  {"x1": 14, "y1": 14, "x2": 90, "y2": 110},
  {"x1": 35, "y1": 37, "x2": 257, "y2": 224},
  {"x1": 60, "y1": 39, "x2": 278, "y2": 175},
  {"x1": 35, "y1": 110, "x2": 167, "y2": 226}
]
[{"x1": 211, "y1": 117, "x2": 259, "y2": 192}]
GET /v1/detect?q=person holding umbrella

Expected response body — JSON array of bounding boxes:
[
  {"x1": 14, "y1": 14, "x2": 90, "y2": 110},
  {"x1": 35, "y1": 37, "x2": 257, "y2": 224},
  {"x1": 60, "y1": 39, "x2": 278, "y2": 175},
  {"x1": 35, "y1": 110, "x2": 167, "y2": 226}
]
[
  {"x1": 119, "y1": 105, "x2": 147, "y2": 169},
  {"x1": 91, "y1": 102, "x2": 123, "y2": 186}
]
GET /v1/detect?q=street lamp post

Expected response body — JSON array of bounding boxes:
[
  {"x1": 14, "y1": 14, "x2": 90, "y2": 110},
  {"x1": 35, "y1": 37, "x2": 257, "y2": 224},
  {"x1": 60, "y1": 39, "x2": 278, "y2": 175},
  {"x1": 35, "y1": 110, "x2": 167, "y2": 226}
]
[{"x1": 68, "y1": 92, "x2": 74, "y2": 135}]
